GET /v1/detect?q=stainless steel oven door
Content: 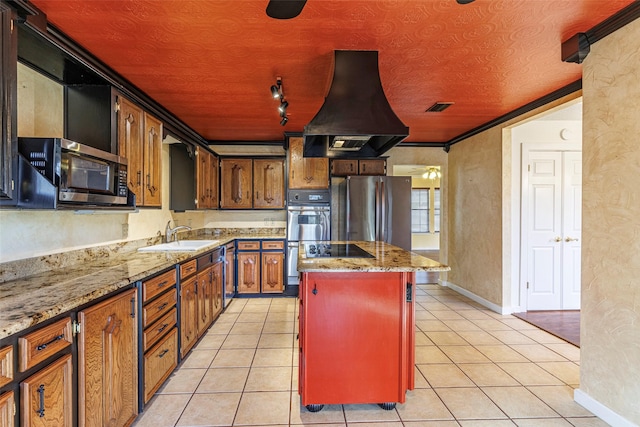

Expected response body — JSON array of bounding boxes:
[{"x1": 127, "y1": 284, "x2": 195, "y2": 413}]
[
  {"x1": 286, "y1": 242, "x2": 300, "y2": 285},
  {"x1": 286, "y1": 206, "x2": 330, "y2": 242}
]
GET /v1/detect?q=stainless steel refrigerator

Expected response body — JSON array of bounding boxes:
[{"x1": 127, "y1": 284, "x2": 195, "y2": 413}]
[{"x1": 331, "y1": 176, "x2": 412, "y2": 250}]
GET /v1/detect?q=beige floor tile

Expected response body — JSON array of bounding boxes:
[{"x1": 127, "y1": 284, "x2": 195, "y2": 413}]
[
  {"x1": 500, "y1": 318, "x2": 540, "y2": 330},
  {"x1": 252, "y1": 347, "x2": 295, "y2": 367},
  {"x1": 229, "y1": 322, "x2": 264, "y2": 335},
  {"x1": 441, "y1": 319, "x2": 482, "y2": 331},
  {"x1": 225, "y1": 300, "x2": 247, "y2": 312},
  {"x1": 132, "y1": 394, "x2": 191, "y2": 427},
  {"x1": 210, "y1": 348, "x2": 256, "y2": 368},
  {"x1": 158, "y1": 368, "x2": 207, "y2": 394},
  {"x1": 415, "y1": 345, "x2": 452, "y2": 364},
  {"x1": 244, "y1": 366, "x2": 292, "y2": 391},
  {"x1": 266, "y1": 311, "x2": 295, "y2": 322},
  {"x1": 343, "y1": 403, "x2": 401, "y2": 423},
  {"x1": 513, "y1": 419, "x2": 573, "y2": 426},
  {"x1": 544, "y1": 343, "x2": 581, "y2": 362},
  {"x1": 528, "y1": 386, "x2": 593, "y2": 417},
  {"x1": 426, "y1": 331, "x2": 469, "y2": 346},
  {"x1": 470, "y1": 319, "x2": 513, "y2": 331},
  {"x1": 415, "y1": 311, "x2": 437, "y2": 320},
  {"x1": 488, "y1": 330, "x2": 538, "y2": 345},
  {"x1": 234, "y1": 391, "x2": 291, "y2": 425},
  {"x1": 418, "y1": 364, "x2": 475, "y2": 387},
  {"x1": 497, "y1": 363, "x2": 564, "y2": 386},
  {"x1": 439, "y1": 346, "x2": 491, "y2": 363},
  {"x1": 396, "y1": 388, "x2": 455, "y2": 421},
  {"x1": 258, "y1": 333, "x2": 295, "y2": 348},
  {"x1": 196, "y1": 367, "x2": 249, "y2": 393},
  {"x1": 474, "y1": 345, "x2": 530, "y2": 363},
  {"x1": 181, "y1": 349, "x2": 217, "y2": 369},
  {"x1": 222, "y1": 333, "x2": 260, "y2": 349},
  {"x1": 404, "y1": 422, "x2": 461, "y2": 427},
  {"x1": 413, "y1": 366, "x2": 431, "y2": 389},
  {"x1": 457, "y1": 310, "x2": 495, "y2": 321},
  {"x1": 510, "y1": 344, "x2": 569, "y2": 362},
  {"x1": 536, "y1": 362, "x2": 580, "y2": 385},
  {"x1": 519, "y1": 329, "x2": 569, "y2": 345},
  {"x1": 457, "y1": 363, "x2": 519, "y2": 387},
  {"x1": 415, "y1": 331, "x2": 435, "y2": 346},
  {"x1": 564, "y1": 417, "x2": 611, "y2": 426},
  {"x1": 197, "y1": 333, "x2": 227, "y2": 349},
  {"x1": 206, "y1": 321, "x2": 234, "y2": 335},
  {"x1": 262, "y1": 321, "x2": 295, "y2": 334},
  {"x1": 236, "y1": 312, "x2": 268, "y2": 323},
  {"x1": 431, "y1": 310, "x2": 465, "y2": 320},
  {"x1": 456, "y1": 331, "x2": 503, "y2": 346},
  {"x1": 435, "y1": 387, "x2": 507, "y2": 420},
  {"x1": 216, "y1": 312, "x2": 240, "y2": 323},
  {"x1": 290, "y1": 393, "x2": 345, "y2": 425},
  {"x1": 176, "y1": 392, "x2": 241, "y2": 426},
  {"x1": 416, "y1": 319, "x2": 452, "y2": 332},
  {"x1": 458, "y1": 421, "x2": 516, "y2": 427},
  {"x1": 481, "y1": 386, "x2": 558, "y2": 418}
]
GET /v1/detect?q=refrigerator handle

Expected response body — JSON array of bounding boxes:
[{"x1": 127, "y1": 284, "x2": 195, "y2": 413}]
[
  {"x1": 380, "y1": 180, "x2": 386, "y2": 242},
  {"x1": 375, "y1": 181, "x2": 381, "y2": 241}
]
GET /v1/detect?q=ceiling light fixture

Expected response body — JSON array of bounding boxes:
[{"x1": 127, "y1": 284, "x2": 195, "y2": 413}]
[
  {"x1": 280, "y1": 116, "x2": 289, "y2": 126},
  {"x1": 270, "y1": 76, "x2": 289, "y2": 126},
  {"x1": 422, "y1": 167, "x2": 441, "y2": 180},
  {"x1": 270, "y1": 78, "x2": 282, "y2": 98},
  {"x1": 279, "y1": 100, "x2": 288, "y2": 116}
]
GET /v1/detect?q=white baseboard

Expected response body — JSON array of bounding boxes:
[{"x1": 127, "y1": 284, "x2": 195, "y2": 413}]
[
  {"x1": 441, "y1": 280, "x2": 511, "y2": 315},
  {"x1": 574, "y1": 389, "x2": 638, "y2": 427}
]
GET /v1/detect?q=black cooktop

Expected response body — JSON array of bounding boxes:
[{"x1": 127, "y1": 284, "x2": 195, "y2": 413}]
[{"x1": 305, "y1": 243, "x2": 374, "y2": 258}]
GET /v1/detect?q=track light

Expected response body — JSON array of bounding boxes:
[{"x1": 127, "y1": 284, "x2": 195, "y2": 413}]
[
  {"x1": 279, "y1": 100, "x2": 288, "y2": 115},
  {"x1": 270, "y1": 77, "x2": 282, "y2": 98},
  {"x1": 280, "y1": 116, "x2": 288, "y2": 126},
  {"x1": 270, "y1": 76, "x2": 289, "y2": 126}
]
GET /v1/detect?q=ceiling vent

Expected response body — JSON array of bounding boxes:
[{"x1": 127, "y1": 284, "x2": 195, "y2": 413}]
[{"x1": 425, "y1": 102, "x2": 454, "y2": 112}]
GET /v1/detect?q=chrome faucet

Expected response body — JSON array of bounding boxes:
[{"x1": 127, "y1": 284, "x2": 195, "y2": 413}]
[{"x1": 165, "y1": 221, "x2": 192, "y2": 243}]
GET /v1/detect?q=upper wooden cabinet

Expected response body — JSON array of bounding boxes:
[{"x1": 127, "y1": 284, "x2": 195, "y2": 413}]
[
  {"x1": 331, "y1": 158, "x2": 386, "y2": 176},
  {"x1": 196, "y1": 147, "x2": 219, "y2": 209},
  {"x1": 288, "y1": 137, "x2": 329, "y2": 189},
  {"x1": 220, "y1": 158, "x2": 284, "y2": 209},
  {"x1": 116, "y1": 95, "x2": 162, "y2": 207}
]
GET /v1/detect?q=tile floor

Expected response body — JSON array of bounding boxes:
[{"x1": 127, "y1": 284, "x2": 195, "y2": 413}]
[{"x1": 132, "y1": 284, "x2": 607, "y2": 427}]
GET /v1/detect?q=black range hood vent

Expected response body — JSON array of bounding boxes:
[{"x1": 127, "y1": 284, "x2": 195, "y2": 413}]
[{"x1": 303, "y1": 50, "x2": 409, "y2": 158}]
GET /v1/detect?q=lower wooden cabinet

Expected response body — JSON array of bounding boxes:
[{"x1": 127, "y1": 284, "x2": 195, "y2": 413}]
[
  {"x1": 0, "y1": 391, "x2": 15, "y2": 427},
  {"x1": 143, "y1": 329, "x2": 177, "y2": 403},
  {"x1": 179, "y1": 275, "x2": 198, "y2": 358},
  {"x1": 262, "y1": 252, "x2": 284, "y2": 293},
  {"x1": 78, "y1": 289, "x2": 138, "y2": 427},
  {"x1": 20, "y1": 354, "x2": 72, "y2": 427},
  {"x1": 237, "y1": 252, "x2": 260, "y2": 294},
  {"x1": 236, "y1": 240, "x2": 285, "y2": 294}
]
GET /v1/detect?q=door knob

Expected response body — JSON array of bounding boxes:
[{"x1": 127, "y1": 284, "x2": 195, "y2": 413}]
[
  {"x1": 565, "y1": 236, "x2": 579, "y2": 242},
  {"x1": 554, "y1": 236, "x2": 562, "y2": 242}
]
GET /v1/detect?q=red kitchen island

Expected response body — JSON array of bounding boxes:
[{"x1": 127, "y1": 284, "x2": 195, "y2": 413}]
[{"x1": 297, "y1": 241, "x2": 450, "y2": 412}]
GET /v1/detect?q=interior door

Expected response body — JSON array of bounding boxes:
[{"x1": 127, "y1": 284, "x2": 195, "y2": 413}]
[{"x1": 524, "y1": 150, "x2": 581, "y2": 310}]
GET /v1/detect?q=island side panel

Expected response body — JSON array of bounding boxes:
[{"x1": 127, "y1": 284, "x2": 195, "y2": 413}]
[{"x1": 299, "y1": 271, "x2": 414, "y2": 406}]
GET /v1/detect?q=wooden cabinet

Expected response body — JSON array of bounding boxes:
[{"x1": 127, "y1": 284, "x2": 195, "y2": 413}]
[
  {"x1": 196, "y1": 147, "x2": 219, "y2": 209},
  {"x1": 179, "y1": 275, "x2": 198, "y2": 358},
  {"x1": 237, "y1": 240, "x2": 285, "y2": 294},
  {"x1": 220, "y1": 158, "x2": 253, "y2": 209},
  {"x1": 331, "y1": 158, "x2": 386, "y2": 176},
  {"x1": 253, "y1": 159, "x2": 285, "y2": 209},
  {"x1": 0, "y1": 346, "x2": 12, "y2": 388},
  {"x1": 0, "y1": 391, "x2": 15, "y2": 427},
  {"x1": 140, "y1": 269, "x2": 178, "y2": 404},
  {"x1": 298, "y1": 272, "x2": 415, "y2": 409},
  {"x1": 288, "y1": 137, "x2": 329, "y2": 189},
  {"x1": 224, "y1": 242, "x2": 236, "y2": 302},
  {"x1": 18, "y1": 317, "x2": 72, "y2": 373},
  {"x1": 1, "y1": 6, "x2": 17, "y2": 203},
  {"x1": 20, "y1": 355, "x2": 72, "y2": 427},
  {"x1": 196, "y1": 267, "x2": 213, "y2": 337},
  {"x1": 117, "y1": 95, "x2": 162, "y2": 207},
  {"x1": 78, "y1": 289, "x2": 138, "y2": 427},
  {"x1": 220, "y1": 158, "x2": 285, "y2": 209}
]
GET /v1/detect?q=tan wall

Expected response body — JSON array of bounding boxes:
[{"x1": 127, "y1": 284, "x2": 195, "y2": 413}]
[{"x1": 580, "y1": 18, "x2": 640, "y2": 424}]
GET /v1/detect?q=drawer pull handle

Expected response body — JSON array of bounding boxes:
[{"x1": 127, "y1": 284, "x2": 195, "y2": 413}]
[
  {"x1": 157, "y1": 302, "x2": 168, "y2": 311},
  {"x1": 157, "y1": 323, "x2": 169, "y2": 333},
  {"x1": 36, "y1": 334, "x2": 64, "y2": 351},
  {"x1": 158, "y1": 349, "x2": 169, "y2": 358},
  {"x1": 158, "y1": 280, "x2": 168, "y2": 287},
  {"x1": 36, "y1": 384, "x2": 45, "y2": 417}
]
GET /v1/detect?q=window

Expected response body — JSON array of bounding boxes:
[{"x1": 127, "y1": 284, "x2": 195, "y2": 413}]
[
  {"x1": 411, "y1": 189, "x2": 429, "y2": 233},
  {"x1": 434, "y1": 188, "x2": 440, "y2": 233}
]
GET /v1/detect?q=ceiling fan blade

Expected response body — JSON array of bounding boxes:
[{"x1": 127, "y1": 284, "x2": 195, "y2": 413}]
[{"x1": 266, "y1": 0, "x2": 307, "y2": 19}]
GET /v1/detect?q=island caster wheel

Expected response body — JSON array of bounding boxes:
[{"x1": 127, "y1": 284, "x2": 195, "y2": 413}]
[
  {"x1": 378, "y1": 402, "x2": 396, "y2": 410},
  {"x1": 305, "y1": 404, "x2": 324, "y2": 412}
]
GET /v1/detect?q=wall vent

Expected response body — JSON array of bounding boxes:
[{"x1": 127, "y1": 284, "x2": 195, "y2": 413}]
[{"x1": 425, "y1": 102, "x2": 454, "y2": 112}]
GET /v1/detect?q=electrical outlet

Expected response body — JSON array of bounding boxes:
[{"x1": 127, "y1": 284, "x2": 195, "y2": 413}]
[{"x1": 121, "y1": 223, "x2": 129, "y2": 239}]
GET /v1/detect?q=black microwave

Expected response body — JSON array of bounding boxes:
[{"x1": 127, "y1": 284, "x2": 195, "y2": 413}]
[{"x1": 18, "y1": 137, "x2": 130, "y2": 207}]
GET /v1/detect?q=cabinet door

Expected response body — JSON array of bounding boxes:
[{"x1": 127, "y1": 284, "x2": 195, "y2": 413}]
[
  {"x1": 253, "y1": 159, "x2": 285, "y2": 209},
  {"x1": 331, "y1": 159, "x2": 358, "y2": 176},
  {"x1": 359, "y1": 159, "x2": 386, "y2": 176},
  {"x1": 78, "y1": 288, "x2": 137, "y2": 427},
  {"x1": 1, "y1": 7, "x2": 16, "y2": 202},
  {"x1": 180, "y1": 275, "x2": 198, "y2": 358},
  {"x1": 0, "y1": 391, "x2": 15, "y2": 427},
  {"x1": 225, "y1": 245, "x2": 235, "y2": 297},
  {"x1": 143, "y1": 112, "x2": 162, "y2": 207},
  {"x1": 20, "y1": 355, "x2": 72, "y2": 427},
  {"x1": 209, "y1": 154, "x2": 219, "y2": 209},
  {"x1": 261, "y1": 252, "x2": 284, "y2": 294},
  {"x1": 196, "y1": 268, "x2": 213, "y2": 337},
  {"x1": 117, "y1": 96, "x2": 144, "y2": 202},
  {"x1": 288, "y1": 137, "x2": 329, "y2": 189},
  {"x1": 212, "y1": 260, "x2": 224, "y2": 319},
  {"x1": 196, "y1": 147, "x2": 210, "y2": 209},
  {"x1": 220, "y1": 159, "x2": 253, "y2": 208},
  {"x1": 237, "y1": 252, "x2": 260, "y2": 293}
]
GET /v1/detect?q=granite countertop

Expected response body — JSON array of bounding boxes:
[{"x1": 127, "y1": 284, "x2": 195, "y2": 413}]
[
  {"x1": 297, "y1": 241, "x2": 450, "y2": 273},
  {"x1": 0, "y1": 231, "x2": 285, "y2": 340}
]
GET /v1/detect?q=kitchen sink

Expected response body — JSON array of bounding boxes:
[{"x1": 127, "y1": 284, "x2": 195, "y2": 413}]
[{"x1": 138, "y1": 240, "x2": 220, "y2": 252}]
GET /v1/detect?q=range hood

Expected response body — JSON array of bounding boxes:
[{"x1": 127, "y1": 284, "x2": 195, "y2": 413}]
[{"x1": 303, "y1": 50, "x2": 409, "y2": 158}]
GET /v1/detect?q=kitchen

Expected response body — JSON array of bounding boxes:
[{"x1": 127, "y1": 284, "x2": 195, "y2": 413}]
[{"x1": 1, "y1": 1, "x2": 640, "y2": 426}]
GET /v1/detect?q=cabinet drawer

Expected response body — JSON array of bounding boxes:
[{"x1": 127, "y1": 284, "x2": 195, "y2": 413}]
[
  {"x1": 143, "y1": 289, "x2": 177, "y2": 328},
  {"x1": 143, "y1": 308, "x2": 177, "y2": 352},
  {"x1": 180, "y1": 260, "x2": 197, "y2": 279},
  {"x1": 144, "y1": 328, "x2": 178, "y2": 403},
  {"x1": 237, "y1": 241, "x2": 260, "y2": 250},
  {"x1": 142, "y1": 269, "x2": 177, "y2": 302},
  {"x1": 18, "y1": 317, "x2": 73, "y2": 373},
  {"x1": 262, "y1": 240, "x2": 284, "y2": 250},
  {"x1": 0, "y1": 346, "x2": 13, "y2": 388}
]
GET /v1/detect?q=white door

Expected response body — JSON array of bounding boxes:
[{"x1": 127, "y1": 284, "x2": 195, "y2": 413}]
[{"x1": 524, "y1": 151, "x2": 581, "y2": 310}]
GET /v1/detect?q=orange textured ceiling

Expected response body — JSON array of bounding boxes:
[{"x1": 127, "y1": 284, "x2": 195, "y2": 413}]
[{"x1": 29, "y1": 0, "x2": 634, "y2": 143}]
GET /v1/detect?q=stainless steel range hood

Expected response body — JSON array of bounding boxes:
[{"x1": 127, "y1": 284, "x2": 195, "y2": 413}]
[{"x1": 303, "y1": 50, "x2": 409, "y2": 158}]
